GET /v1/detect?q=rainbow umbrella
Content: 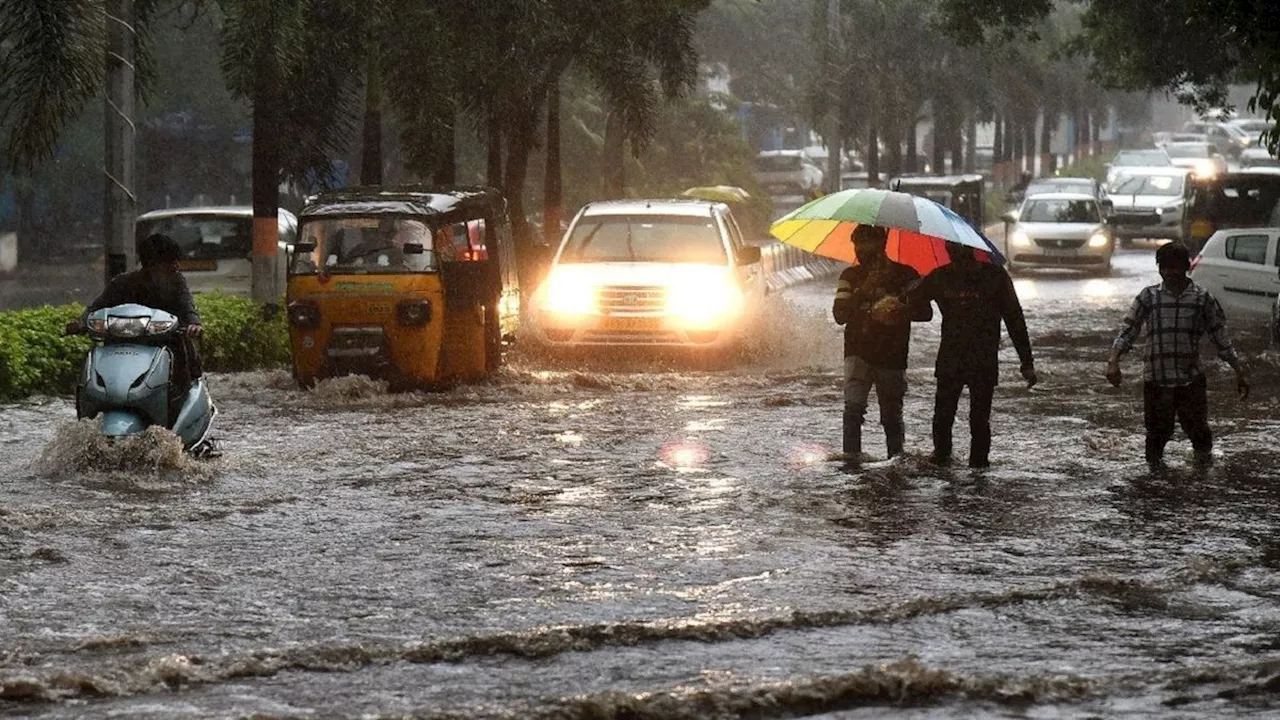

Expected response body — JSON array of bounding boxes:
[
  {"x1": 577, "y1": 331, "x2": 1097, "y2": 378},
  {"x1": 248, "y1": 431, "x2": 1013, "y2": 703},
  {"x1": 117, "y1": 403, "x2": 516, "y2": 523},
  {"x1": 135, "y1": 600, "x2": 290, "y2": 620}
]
[{"x1": 769, "y1": 188, "x2": 1004, "y2": 275}]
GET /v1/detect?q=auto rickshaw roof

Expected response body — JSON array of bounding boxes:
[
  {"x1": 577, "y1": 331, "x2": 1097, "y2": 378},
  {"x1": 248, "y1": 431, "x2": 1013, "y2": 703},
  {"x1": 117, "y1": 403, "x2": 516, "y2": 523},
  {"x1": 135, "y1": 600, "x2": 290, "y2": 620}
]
[{"x1": 299, "y1": 185, "x2": 505, "y2": 223}]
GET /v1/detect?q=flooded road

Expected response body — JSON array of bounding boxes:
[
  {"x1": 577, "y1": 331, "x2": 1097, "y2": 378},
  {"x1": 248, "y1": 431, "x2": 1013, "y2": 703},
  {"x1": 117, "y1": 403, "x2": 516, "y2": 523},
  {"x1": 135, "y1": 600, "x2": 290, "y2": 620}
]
[{"x1": 3, "y1": 248, "x2": 1280, "y2": 718}]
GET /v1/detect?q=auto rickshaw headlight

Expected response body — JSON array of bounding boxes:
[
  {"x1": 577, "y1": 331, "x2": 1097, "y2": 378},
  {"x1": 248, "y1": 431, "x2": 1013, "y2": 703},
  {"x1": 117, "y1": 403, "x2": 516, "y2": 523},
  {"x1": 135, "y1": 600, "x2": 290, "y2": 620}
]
[
  {"x1": 396, "y1": 299, "x2": 433, "y2": 326},
  {"x1": 288, "y1": 301, "x2": 321, "y2": 330}
]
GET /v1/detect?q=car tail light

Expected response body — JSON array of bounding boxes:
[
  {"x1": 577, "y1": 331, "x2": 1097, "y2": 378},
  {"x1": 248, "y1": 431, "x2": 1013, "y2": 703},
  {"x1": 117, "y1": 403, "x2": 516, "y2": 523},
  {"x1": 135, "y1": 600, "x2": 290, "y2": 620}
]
[
  {"x1": 396, "y1": 300, "x2": 432, "y2": 326},
  {"x1": 287, "y1": 301, "x2": 320, "y2": 329}
]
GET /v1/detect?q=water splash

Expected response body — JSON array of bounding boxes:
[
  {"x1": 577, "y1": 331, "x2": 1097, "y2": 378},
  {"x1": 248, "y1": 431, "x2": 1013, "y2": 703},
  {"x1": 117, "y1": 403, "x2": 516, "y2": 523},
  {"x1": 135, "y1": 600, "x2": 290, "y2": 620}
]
[{"x1": 33, "y1": 420, "x2": 210, "y2": 486}]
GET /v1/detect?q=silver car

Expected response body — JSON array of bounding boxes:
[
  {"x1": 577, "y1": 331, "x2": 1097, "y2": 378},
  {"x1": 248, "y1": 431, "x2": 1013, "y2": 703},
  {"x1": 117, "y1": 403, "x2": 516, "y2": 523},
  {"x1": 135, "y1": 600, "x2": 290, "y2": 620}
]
[
  {"x1": 1105, "y1": 167, "x2": 1192, "y2": 244},
  {"x1": 1003, "y1": 192, "x2": 1113, "y2": 275}
]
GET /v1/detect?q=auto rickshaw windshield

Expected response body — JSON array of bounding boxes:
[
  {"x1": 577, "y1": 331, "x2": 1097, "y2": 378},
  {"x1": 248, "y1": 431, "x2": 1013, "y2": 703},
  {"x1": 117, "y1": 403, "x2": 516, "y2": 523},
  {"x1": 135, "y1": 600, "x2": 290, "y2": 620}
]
[{"x1": 293, "y1": 217, "x2": 437, "y2": 274}]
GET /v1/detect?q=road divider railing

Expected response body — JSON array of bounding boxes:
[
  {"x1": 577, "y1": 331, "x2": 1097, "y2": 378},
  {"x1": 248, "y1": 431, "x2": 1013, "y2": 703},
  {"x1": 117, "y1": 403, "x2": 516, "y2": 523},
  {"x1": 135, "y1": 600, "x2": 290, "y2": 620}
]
[{"x1": 758, "y1": 240, "x2": 843, "y2": 294}]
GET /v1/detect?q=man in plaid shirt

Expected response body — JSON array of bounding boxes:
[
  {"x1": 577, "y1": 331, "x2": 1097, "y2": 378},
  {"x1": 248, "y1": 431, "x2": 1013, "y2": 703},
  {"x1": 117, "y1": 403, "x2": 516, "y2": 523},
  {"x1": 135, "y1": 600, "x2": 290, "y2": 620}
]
[{"x1": 1106, "y1": 243, "x2": 1250, "y2": 465}]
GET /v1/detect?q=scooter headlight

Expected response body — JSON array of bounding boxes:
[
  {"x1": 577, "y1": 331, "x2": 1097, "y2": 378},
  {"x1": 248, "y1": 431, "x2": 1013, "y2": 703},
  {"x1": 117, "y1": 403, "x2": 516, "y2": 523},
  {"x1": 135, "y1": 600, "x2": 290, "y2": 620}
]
[
  {"x1": 148, "y1": 319, "x2": 176, "y2": 335},
  {"x1": 107, "y1": 316, "x2": 148, "y2": 338}
]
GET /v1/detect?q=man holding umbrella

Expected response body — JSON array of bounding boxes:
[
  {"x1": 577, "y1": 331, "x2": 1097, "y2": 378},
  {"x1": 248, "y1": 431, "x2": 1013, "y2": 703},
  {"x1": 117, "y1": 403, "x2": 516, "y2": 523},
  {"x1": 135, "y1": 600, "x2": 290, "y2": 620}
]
[
  {"x1": 833, "y1": 225, "x2": 932, "y2": 462},
  {"x1": 911, "y1": 242, "x2": 1037, "y2": 468}
]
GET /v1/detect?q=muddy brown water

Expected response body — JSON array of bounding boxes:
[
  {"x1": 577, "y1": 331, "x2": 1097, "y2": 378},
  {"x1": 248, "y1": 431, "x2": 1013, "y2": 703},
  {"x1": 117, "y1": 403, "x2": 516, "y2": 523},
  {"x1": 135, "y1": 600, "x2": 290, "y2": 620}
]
[{"x1": 3, "y1": 249, "x2": 1280, "y2": 719}]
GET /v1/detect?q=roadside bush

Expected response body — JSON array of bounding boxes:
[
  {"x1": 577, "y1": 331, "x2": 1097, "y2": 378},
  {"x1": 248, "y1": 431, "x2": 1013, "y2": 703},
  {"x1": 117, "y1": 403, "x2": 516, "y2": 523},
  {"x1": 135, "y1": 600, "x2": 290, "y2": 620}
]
[{"x1": 0, "y1": 293, "x2": 289, "y2": 402}]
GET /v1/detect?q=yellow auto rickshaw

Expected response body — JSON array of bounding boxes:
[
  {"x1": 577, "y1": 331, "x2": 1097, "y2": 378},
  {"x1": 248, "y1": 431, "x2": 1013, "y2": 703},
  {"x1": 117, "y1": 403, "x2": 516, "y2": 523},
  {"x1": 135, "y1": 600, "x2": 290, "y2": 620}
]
[{"x1": 285, "y1": 186, "x2": 519, "y2": 388}]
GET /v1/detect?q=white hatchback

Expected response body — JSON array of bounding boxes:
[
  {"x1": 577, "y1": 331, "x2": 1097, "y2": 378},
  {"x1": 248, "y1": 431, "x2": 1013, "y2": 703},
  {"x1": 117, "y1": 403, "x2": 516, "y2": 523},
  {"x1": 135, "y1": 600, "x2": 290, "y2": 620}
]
[
  {"x1": 1190, "y1": 228, "x2": 1280, "y2": 319},
  {"x1": 529, "y1": 199, "x2": 764, "y2": 350}
]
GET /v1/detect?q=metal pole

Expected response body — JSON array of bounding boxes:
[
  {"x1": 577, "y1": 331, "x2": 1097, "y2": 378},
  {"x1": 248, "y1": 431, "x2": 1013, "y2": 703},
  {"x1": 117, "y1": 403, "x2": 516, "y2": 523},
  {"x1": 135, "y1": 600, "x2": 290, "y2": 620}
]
[
  {"x1": 823, "y1": 0, "x2": 843, "y2": 194},
  {"x1": 104, "y1": 0, "x2": 137, "y2": 283}
]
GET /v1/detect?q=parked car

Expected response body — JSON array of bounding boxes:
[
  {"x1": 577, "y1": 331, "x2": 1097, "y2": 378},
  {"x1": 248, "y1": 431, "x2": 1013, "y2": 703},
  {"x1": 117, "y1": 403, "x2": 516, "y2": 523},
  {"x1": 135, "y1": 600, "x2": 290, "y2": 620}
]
[
  {"x1": 1105, "y1": 149, "x2": 1172, "y2": 188},
  {"x1": 1024, "y1": 176, "x2": 1106, "y2": 201},
  {"x1": 1240, "y1": 146, "x2": 1280, "y2": 169},
  {"x1": 1154, "y1": 132, "x2": 1209, "y2": 148},
  {"x1": 1002, "y1": 193, "x2": 1113, "y2": 275},
  {"x1": 528, "y1": 199, "x2": 764, "y2": 352},
  {"x1": 753, "y1": 150, "x2": 824, "y2": 197},
  {"x1": 1228, "y1": 117, "x2": 1274, "y2": 140},
  {"x1": 134, "y1": 206, "x2": 297, "y2": 297},
  {"x1": 1181, "y1": 119, "x2": 1253, "y2": 159},
  {"x1": 1190, "y1": 228, "x2": 1280, "y2": 320},
  {"x1": 1105, "y1": 167, "x2": 1192, "y2": 245},
  {"x1": 1163, "y1": 141, "x2": 1228, "y2": 178}
]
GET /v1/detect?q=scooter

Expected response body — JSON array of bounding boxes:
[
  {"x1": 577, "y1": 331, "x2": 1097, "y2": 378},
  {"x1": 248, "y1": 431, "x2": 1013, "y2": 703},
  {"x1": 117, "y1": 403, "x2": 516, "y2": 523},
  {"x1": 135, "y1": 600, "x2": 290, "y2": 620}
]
[{"x1": 72, "y1": 304, "x2": 217, "y2": 454}]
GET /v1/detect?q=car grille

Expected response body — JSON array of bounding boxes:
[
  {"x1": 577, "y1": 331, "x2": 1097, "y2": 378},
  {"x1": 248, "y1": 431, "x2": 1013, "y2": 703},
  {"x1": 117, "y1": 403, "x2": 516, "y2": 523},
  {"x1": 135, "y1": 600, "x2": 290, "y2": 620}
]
[
  {"x1": 1112, "y1": 211, "x2": 1159, "y2": 226},
  {"x1": 597, "y1": 286, "x2": 667, "y2": 314},
  {"x1": 578, "y1": 329, "x2": 683, "y2": 344},
  {"x1": 1033, "y1": 238, "x2": 1086, "y2": 250}
]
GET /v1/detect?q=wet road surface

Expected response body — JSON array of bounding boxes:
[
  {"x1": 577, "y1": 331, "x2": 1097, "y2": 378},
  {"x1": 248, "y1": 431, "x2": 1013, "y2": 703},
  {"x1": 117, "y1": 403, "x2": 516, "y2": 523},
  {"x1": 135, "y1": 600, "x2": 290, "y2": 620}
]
[{"x1": 3, "y1": 248, "x2": 1280, "y2": 718}]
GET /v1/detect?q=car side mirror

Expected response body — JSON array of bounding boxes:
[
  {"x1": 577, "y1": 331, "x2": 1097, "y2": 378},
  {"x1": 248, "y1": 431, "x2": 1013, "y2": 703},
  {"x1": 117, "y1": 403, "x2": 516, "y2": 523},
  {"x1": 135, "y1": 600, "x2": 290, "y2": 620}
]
[
  {"x1": 737, "y1": 245, "x2": 762, "y2": 265},
  {"x1": 1100, "y1": 199, "x2": 1114, "y2": 217},
  {"x1": 403, "y1": 242, "x2": 425, "y2": 255}
]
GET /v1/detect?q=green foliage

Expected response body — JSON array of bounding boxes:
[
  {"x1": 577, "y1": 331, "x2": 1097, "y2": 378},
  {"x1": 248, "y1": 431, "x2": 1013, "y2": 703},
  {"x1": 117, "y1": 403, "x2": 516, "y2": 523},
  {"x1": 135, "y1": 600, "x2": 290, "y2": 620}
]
[
  {"x1": 1056, "y1": 156, "x2": 1110, "y2": 183},
  {"x1": 193, "y1": 292, "x2": 291, "y2": 371},
  {"x1": 0, "y1": 294, "x2": 288, "y2": 402}
]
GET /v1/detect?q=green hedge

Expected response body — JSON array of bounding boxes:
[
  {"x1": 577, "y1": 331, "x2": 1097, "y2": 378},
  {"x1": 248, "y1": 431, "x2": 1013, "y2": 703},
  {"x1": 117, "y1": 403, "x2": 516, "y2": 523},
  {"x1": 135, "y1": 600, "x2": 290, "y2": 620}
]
[{"x1": 0, "y1": 293, "x2": 289, "y2": 402}]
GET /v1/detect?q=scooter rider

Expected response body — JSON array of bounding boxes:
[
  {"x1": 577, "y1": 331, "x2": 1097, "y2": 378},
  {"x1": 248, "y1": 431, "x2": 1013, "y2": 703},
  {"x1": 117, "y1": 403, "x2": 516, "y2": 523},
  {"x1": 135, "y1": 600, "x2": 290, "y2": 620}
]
[{"x1": 67, "y1": 233, "x2": 205, "y2": 392}]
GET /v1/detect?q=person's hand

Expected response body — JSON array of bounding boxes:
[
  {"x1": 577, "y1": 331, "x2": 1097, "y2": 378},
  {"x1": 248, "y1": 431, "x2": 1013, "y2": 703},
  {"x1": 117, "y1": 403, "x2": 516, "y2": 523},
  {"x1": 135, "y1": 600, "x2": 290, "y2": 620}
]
[
  {"x1": 186, "y1": 324, "x2": 204, "y2": 339},
  {"x1": 63, "y1": 319, "x2": 84, "y2": 336},
  {"x1": 1105, "y1": 359, "x2": 1122, "y2": 387},
  {"x1": 1236, "y1": 370, "x2": 1250, "y2": 401},
  {"x1": 871, "y1": 296, "x2": 905, "y2": 324},
  {"x1": 1020, "y1": 364, "x2": 1038, "y2": 389}
]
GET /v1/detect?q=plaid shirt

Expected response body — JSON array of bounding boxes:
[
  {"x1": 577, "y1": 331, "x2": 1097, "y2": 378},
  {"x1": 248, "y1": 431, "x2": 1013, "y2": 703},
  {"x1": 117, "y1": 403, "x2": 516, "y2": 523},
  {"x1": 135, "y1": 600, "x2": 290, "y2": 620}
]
[{"x1": 1112, "y1": 281, "x2": 1240, "y2": 387}]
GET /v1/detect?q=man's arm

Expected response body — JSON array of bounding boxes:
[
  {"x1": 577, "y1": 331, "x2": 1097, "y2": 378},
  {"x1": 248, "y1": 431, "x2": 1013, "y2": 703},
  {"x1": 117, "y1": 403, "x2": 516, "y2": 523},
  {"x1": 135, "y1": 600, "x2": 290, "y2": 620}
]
[
  {"x1": 902, "y1": 270, "x2": 932, "y2": 322},
  {"x1": 174, "y1": 274, "x2": 202, "y2": 327},
  {"x1": 80, "y1": 275, "x2": 128, "y2": 323},
  {"x1": 997, "y1": 270, "x2": 1034, "y2": 369},
  {"x1": 1204, "y1": 292, "x2": 1249, "y2": 398},
  {"x1": 832, "y1": 268, "x2": 861, "y2": 326},
  {"x1": 1107, "y1": 290, "x2": 1151, "y2": 364}
]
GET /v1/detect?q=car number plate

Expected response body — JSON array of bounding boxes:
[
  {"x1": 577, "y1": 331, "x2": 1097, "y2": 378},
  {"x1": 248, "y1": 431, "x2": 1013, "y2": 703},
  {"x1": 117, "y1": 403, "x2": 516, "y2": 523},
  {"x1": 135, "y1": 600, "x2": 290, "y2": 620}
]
[
  {"x1": 1044, "y1": 247, "x2": 1076, "y2": 257},
  {"x1": 602, "y1": 316, "x2": 661, "y2": 331}
]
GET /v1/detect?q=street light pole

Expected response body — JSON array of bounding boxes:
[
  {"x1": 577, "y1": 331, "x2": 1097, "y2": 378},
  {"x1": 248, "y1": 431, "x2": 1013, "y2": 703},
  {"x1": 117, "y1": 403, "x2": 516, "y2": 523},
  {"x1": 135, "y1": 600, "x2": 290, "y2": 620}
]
[
  {"x1": 103, "y1": 0, "x2": 137, "y2": 283},
  {"x1": 823, "y1": 0, "x2": 843, "y2": 195}
]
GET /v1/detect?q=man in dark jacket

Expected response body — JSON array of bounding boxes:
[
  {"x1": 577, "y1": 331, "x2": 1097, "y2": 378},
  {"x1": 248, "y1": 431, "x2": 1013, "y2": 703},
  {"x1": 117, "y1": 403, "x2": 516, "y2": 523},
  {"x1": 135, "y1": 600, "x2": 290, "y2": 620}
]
[
  {"x1": 832, "y1": 225, "x2": 933, "y2": 462},
  {"x1": 910, "y1": 243, "x2": 1037, "y2": 468},
  {"x1": 69, "y1": 233, "x2": 205, "y2": 391}
]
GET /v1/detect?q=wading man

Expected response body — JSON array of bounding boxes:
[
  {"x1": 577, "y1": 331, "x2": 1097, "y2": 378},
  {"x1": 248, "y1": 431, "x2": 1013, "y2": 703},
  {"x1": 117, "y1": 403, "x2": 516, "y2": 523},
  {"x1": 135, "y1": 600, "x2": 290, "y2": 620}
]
[
  {"x1": 910, "y1": 242, "x2": 1036, "y2": 468},
  {"x1": 832, "y1": 225, "x2": 932, "y2": 463},
  {"x1": 1106, "y1": 242, "x2": 1249, "y2": 465}
]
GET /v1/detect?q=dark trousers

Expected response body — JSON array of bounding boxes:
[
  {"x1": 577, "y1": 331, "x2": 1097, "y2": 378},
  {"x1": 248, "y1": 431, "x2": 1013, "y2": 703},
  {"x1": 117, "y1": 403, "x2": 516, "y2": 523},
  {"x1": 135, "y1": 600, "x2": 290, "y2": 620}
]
[
  {"x1": 1143, "y1": 377, "x2": 1211, "y2": 462},
  {"x1": 933, "y1": 374, "x2": 996, "y2": 467},
  {"x1": 844, "y1": 356, "x2": 907, "y2": 457}
]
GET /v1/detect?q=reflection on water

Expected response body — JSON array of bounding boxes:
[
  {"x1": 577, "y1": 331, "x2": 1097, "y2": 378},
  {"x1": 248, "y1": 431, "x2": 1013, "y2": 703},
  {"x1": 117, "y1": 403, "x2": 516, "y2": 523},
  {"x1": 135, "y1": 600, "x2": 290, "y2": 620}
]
[{"x1": 3, "y1": 252, "x2": 1280, "y2": 718}]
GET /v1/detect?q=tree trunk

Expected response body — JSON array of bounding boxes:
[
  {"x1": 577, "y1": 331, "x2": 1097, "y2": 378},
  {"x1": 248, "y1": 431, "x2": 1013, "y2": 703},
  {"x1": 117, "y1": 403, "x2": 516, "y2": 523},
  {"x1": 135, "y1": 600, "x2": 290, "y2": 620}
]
[
  {"x1": 867, "y1": 124, "x2": 880, "y2": 186},
  {"x1": 104, "y1": 0, "x2": 137, "y2": 282},
  {"x1": 884, "y1": 122, "x2": 902, "y2": 178},
  {"x1": 905, "y1": 116, "x2": 918, "y2": 174},
  {"x1": 1040, "y1": 108, "x2": 1055, "y2": 176},
  {"x1": 432, "y1": 109, "x2": 457, "y2": 185},
  {"x1": 487, "y1": 109, "x2": 503, "y2": 188},
  {"x1": 931, "y1": 110, "x2": 946, "y2": 175},
  {"x1": 603, "y1": 110, "x2": 626, "y2": 199},
  {"x1": 543, "y1": 81, "x2": 563, "y2": 246},
  {"x1": 360, "y1": 56, "x2": 383, "y2": 186},
  {"x1": 964, "y1": 115, "x2": 977, "y2": 173},
  {"x1": 504, "y1": 114, "x2": 539, "y2": 290},
  {"x1": 1010, "y1": 119, "x2": 1024, "y2": 176},
  {"x1": 993, "y1": 114, "x2": 1004, "y2": 186},
  {"x1": 1024, "y1": 119, "x2": 1036, "y2": 176},
  {"x1": 1091, "y1": 110, "x2": 1102, "y2": 157},
  {"x1": 950, "y1": 116, "x2": 963, "y2": 175},
  {"x1": 250, "y1": 37, "x2": 281, "y2": 305}
]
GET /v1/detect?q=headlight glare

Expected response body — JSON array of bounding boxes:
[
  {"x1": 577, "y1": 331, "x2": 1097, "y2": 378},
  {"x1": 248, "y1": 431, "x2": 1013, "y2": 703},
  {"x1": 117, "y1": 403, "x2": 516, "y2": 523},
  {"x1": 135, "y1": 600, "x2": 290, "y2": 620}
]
[
  {"x1": 542, "y1": 271, "x2": 596, "y2": 315},
  {"x1": 1010, "y1": 230, "x2": 1033, "y2": 248},
  {"x1": 667, "y1": 274, "x2": 742, "y2": 327},
  {"x1": 1088, "y1": 233, "x2": 1109, "y2": 248}
]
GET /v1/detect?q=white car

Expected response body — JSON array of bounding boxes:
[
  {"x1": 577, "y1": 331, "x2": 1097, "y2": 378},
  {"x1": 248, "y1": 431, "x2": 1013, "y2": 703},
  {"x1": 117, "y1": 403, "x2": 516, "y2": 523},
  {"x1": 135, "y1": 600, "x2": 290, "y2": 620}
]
[
  {"x1": 135, "y1": 206, "x2": 297, "y2": 297},
  {"x1": 753, "y1": 150, "x2": 824, "y2": 197},
  {"x1": 1002, "y1": 193, "x2": 1113, "y2": 274},
  {"x1": 1164, "y1": 142, "x2": 1228, "y2": 178},
  {"x1": 1105, "y1": 167, "x2": 1192, "y2": 244},
  {"x1": 1190, "y1": 228, "x2": 1280, "y2": 320},
  {"x1": 529, "y1": 199, "x2": 764, "y2": 350}
]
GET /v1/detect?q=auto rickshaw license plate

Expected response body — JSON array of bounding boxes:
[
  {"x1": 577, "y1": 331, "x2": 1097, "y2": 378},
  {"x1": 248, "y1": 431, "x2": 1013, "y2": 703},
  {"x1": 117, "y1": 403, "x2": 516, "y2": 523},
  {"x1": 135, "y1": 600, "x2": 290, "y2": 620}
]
[
  {"x1": 365, "y1": 301, "x2": 393, "y2": 316},
  {"x1": 602, "y1": 316, "x2": 661, "y2": 331}
]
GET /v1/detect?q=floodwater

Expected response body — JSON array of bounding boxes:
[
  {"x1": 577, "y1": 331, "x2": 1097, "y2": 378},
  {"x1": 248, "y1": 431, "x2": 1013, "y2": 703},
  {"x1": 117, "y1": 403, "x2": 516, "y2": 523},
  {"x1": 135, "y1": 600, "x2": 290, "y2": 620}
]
[{"x1": 3, "y1": 248, "x2": 1280, "y2": 719}]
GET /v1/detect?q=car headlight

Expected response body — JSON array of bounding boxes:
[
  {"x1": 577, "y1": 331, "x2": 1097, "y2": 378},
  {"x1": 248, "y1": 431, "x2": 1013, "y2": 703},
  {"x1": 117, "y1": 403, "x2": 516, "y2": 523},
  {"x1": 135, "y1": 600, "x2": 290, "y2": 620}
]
[
  {"x1": 541, "y1": 269, "x2": 596, "y2": 315},
  {"x1": 1010, "y1": 229, "x2": 1033, "y2": 248},
  {"x1": 106, "y1": 316, "x2": 148, "y2": 338},
  {"x1": 667, "y1": 273, "x2": 743, "y2": 327},
  {"x1": 1088, "y1": 233, "x2": 1109, "y2": 248},
  {"x1": 1193, "y1": 159, "x2": 1218, "y2": 177}
]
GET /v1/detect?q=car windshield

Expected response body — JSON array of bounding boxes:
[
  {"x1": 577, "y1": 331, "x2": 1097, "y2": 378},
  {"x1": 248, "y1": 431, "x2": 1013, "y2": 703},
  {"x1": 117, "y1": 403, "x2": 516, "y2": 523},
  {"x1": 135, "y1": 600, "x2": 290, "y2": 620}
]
[
  {"x1": 1027, "y1": 180, "x2": 1093, "y2": 196},
  {"x1": 559, "y1": 215, "x2": 727, "y2": 264},
  {"x1": 1114, "y1": 150, "x2": 1172, "y2": 166},
  {"x1": 137, "y1": 215, "x2": 252, "y2": 261},
  {"x1": 1166, "y1": 144, "x2": 1212, "y2": 159},
  {"x1": 1111, "y1": 173, "x2": 1185, "y2": 196},
  {"x1": 754, "y1": 155, "x2": 803, "y2": 173},
  {"x1": 293, "y1": 217, "x2": 437, "y2": 274},
  {"x1": 1020, "y1": 199, "x2": 1100, "y2": 223}
]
